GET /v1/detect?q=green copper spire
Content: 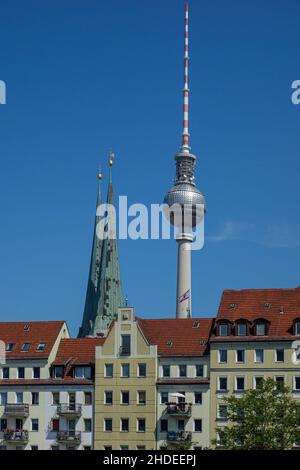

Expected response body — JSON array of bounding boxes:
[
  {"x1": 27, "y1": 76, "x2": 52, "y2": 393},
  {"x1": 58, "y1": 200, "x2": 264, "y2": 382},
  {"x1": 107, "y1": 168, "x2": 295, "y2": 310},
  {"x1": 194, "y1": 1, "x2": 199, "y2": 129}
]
[{"x1": 78, "y1": 159, "x2": 123, "y2": 337}]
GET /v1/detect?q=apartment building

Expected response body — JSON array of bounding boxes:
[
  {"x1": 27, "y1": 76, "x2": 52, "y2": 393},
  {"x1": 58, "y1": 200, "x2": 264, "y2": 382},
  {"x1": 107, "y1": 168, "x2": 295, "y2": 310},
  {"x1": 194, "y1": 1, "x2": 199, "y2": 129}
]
[
  {"x1": 0, "y1": 321, "x2": 103, "y2": 450},
  {"x1": 138, "y1": 318, "x2": 213, "y2": 450},
  {"x1": 94, "y1": 307, "x2": 157, "y2": 450},
  {"x1": 209, "y1": 287, "x2": 300, "y2": 446}
]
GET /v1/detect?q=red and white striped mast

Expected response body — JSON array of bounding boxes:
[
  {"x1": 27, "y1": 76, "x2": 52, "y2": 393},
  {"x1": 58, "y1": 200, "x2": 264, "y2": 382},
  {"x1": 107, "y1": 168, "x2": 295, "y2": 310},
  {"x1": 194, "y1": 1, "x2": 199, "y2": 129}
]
[{"x1": 182, "y1": 1, "x2": 190, "y2": 153}]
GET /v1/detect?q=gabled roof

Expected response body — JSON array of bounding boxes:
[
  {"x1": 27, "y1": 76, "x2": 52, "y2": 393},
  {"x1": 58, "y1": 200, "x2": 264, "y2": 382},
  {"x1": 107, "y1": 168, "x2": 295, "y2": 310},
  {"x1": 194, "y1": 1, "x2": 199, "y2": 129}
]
[
  {"x1": 0, "y1": 321, "x2": 66, "y2": 359},
  {"x1": 212, "y1": 287, "x2": 300, "y2": 340},
  {"x1": 137, "y1": 317, "x2": 214, "y2": 356},
  {"x1": 53, "y1": 338, "x2": 104, "y2": 365}
]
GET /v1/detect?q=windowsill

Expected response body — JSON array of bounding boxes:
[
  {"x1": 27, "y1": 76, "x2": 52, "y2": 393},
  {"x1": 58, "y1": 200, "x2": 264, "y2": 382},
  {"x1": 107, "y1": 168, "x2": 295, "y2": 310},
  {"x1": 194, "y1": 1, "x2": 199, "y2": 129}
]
[
  {"x1": 217, "y1": 390, "x2": 229, "y2": 393},
  {"x1": 120, "y1": 431, "x2": 129, "y2": 433},
  {"x1": 137, "y1": 431, "x2": 146, "y2": 433},
  {"x1": 234, "y1": 389, "x2": 245, "y2": 393},
  {"x1": 137, "y1": 403, "x2": 146, "y2": 406},
  {"x1": 104, "y1": 403, "x2": 113, "y2": 406}
]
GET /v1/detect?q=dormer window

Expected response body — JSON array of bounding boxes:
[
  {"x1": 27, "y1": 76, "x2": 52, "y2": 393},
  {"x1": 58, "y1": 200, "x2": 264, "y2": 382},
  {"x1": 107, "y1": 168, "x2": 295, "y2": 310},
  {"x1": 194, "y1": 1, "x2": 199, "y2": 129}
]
[
  {"x1": 295, "y1": 322, "x2": 300, "y2": 336},
  {"x1": 53, "y1": 366, "x2": 64, "y2": 379},
  {"x1": 74, "y1": 366, "x2": 92, "y2": 379},
  {"x1": 218, "y1": 322, "x2": 229, "y2": 337},
  {"x1": 255, "y1": 322, "x2": 267, "y2": 336},
  {"x1": 21, "y1": 343, "x2": 31, "y2": 352},
  {"x1": 36, "y1": 342, "x2": 46, "y2": 352},
  {"x1": 5, "y1": 343, "x2": 15, "y2": 352},
  {"x1": 236, "y1": 322, "x2": 247, "y2": 337}
]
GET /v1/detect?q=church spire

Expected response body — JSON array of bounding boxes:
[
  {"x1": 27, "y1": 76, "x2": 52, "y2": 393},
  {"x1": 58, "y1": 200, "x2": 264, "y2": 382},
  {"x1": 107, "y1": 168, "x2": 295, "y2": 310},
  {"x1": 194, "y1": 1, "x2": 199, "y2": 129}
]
[{"x1": 78, "y1": 157, "x2": 123, "y2": 337}]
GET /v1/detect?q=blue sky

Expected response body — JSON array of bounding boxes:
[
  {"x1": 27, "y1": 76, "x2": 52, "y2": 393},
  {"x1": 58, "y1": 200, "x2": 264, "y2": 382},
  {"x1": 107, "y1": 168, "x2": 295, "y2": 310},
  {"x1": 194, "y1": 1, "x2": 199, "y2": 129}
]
[{"x1": 0, "y1": 0, "x2": 299, "y2": 336}]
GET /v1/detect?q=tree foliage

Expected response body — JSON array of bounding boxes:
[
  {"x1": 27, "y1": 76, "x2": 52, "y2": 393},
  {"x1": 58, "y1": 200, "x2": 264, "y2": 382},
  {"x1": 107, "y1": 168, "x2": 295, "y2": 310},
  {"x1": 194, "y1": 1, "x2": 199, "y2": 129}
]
[{"x1": 213, "y1": 378, "x2": 300, "y2": 450}]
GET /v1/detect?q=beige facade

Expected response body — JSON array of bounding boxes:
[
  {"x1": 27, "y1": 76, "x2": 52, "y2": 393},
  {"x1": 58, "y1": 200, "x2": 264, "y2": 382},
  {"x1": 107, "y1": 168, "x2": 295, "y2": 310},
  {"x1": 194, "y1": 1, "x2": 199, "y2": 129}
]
[
  {"x1": 210, "y1": 339, "x2": 300, "y2": 445},
  {"x1": 94, "y1": 308, "x2": 157, "y2": 450}
]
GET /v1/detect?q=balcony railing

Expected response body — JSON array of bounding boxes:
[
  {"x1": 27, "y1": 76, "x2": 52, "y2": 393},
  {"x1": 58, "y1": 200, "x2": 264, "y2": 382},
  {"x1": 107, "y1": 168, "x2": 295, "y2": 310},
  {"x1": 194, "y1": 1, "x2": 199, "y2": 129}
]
[
  {"x1": 166, "y1": 402, "x2": 192, "y2": 417},
  {"x1": 57, "y1": 404, "x2": 82, "y2": 417},
  {"x1": 167, "y1": 431, "x2": 192, "y2": 443},
  {"x1": 119, "y1": 346, "x2": 130, "y2": 356},
  {"x1": 4, "y1": 404, "x2": 29, "y2": 417},
  {"x1": 3, "y1": 429, "x2": 29, "y2": 442},
  {"x1": 57, "y1": 431, "x2": 81, "y2": 444}
]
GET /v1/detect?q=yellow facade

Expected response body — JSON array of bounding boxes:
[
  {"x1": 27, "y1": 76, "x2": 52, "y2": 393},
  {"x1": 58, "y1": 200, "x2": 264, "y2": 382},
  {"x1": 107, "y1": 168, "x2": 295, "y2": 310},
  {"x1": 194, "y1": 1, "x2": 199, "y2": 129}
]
[
  {"x1": 94, "y1": 308, "x2": 157, "y2": 450},
  {"x1": 209, "y1": 340, "x2": 300, "y2": 445}
]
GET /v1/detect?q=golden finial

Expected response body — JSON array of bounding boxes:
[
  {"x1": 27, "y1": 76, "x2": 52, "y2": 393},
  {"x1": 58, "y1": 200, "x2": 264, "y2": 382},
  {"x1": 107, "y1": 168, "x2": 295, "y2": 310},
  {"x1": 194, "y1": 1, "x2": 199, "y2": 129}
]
[{"x1": 109, "y1": 150, "x2": 115, "y2": 167}]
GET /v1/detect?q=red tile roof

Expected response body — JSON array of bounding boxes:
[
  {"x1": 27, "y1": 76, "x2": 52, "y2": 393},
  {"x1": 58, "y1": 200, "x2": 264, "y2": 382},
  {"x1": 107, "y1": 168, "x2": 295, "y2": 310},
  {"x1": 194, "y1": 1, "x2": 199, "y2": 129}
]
[
  {"x1": 212, "y1": 287, "x2": 300, "y2": 340},
  {"x1": 53, "y1": 338, "x2": 104, "y2": 365},
  {"x1": 0, "y1": 321, "x2": 67, "y2": 359},
  {"x1": 137, "y1": 318, "x2": 214, "y2": 356},
  {"x1": 0, "y1": 378, "x2": 93, "y2": 386}
]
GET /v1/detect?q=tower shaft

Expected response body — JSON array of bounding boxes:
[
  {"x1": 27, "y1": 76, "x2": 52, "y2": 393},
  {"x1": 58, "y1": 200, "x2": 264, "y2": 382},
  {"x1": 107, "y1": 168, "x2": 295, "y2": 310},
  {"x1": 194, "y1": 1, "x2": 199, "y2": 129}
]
[{"x1": 176, "y1": 237, "x2": 192, "y2": 318}]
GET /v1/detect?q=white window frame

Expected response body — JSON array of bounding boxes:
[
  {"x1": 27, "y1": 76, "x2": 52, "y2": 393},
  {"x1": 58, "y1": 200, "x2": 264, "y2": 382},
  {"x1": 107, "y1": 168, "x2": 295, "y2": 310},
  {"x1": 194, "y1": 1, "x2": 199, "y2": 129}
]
[
  {"x1": 254, "y1": 349, "x2": 264, "y2": 363},
  {"x1": 136, "y1": 418, "x2": 146, "y2": 433},
  {"x1": 218, "y1": 349, "x2": 227, "y2": 363},
  {"x1": 104, "y1": 364, "x2": 113, "y2": 378},
  {"x1": 294, "y1": 376, "x2": 300, "y2": 391},
  {"x1": 104, "y1": 390, "x2": 113, "y2": 405},
  {"x1": 104, "y1": 418, "x2": 112, "y2": 432},
  {"x1": 275, "y1": 349, "x2": 284, "y2": 363},
  {"x1": 217, "y1": 403, "x2": 228, "y2": 420},
  {"x1": 120, "y1": 390, "x2": 129, "y2": 406},
  {"x1": 253, "y1": 376, "x2": 264, "y2": 389},
  {"x1": 137, "y1": 390, "x2": 146, "y2": 405},
  {"x1": 120, "y1": 418, "x2": 129, "y2": 432},
  {"x1": 218, "y1": 376, "x2": 228, "y2": 392},
  {"x1": 160, "y1": 392, "x2": 168, "y2": 404},
  {"x1": 235, "y1": 376, "x2": 245, "y2": 391},
  {"x1": 236, "y1": 349, "x2": 245, "y2": 363}
]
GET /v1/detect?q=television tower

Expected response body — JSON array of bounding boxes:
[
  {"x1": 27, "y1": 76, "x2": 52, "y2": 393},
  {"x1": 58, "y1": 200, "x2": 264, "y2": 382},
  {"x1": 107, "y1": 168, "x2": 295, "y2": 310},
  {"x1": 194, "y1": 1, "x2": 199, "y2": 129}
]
[{"x1": 164, "y1": 1, "x2": 205, "y2": 319}]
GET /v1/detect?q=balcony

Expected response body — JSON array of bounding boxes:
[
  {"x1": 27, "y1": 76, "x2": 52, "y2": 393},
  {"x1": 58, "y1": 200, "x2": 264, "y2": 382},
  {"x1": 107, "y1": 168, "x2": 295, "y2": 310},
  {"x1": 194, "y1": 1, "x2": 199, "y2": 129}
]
[
  {"x1": 167, "y1": 431, "x2": 192, "y2": 443},
  {"x1": 119, "y1": 346, "x2": 130, "y2": 356},
  {"x1": 57, "y1": 404, "x2": 82, "y2": 418},
  {"x1": 57, "y1": 431, "x2": 81, "y2": 444},
  {"x1": 166, "y1": 402, "x2": 192, "y2": 417},
  {"x1": 3, "y1": 429, "x2": 29, "y2": 443},
  {"x1": 4, "y1": 404, "x2": 29, "y2": 417}
]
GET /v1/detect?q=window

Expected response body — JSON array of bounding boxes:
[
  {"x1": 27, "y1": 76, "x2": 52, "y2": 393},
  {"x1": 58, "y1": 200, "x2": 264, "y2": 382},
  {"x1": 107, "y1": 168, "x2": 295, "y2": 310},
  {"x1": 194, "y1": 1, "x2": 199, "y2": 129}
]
[
  {"x1": 104, "y1": 419, "x2": 112, "y2": 432},
  {"x1": 121, "y1": 363, "x2": 130, "y2": 378},
  {"x1": 179, "y1": 364, "x2": 187, "y2": 377},
  {"x1": 104, "y1": 446, "x2": 112, "y2": 451},
  {"x1": 121, "y1": 391, "x2": 129, "y2": 405},
  {"x1": 52, "y1": 419, "x2": 59, "y2": 432},
  {"x1": 219, "y1": 323, "x2": 229, "y2": 337},
  {"x1": 0, "y1": 419, "x2": 7, "y2": 431},
  {"x1": 120, "y1": 445, "x2": 129, "y2": 451},
  {"x1": 121, "y1": 418, "x2": 129, "y2": 432},
  {"x1": 219, "y1": 350, "x2": 227, "y2": 363},
  {"x1": 217, "y1": 404, "x2": 228, "y2": 420},
  {"x1": 295, "y1": 322, "x2": 300, "y2": 336},
  {"x1": 255, "y1": 349, "x2": 264, "y2": 363},
  {"x1": 52, "y1": 392, "x2": 60, "y2": 405},
  {"x1": 137, "y1": 446, "x2": 146, "y2": 450},
  {"x1": 120, "y1": 335, "x2": 131, "y2": 356},
  {"x1": 85, "y1": 392, "x2": 92, "y2": 405},
  {"x1": 137, "y1": 391, "x2": 146, "y2": 405},
  {"x1": 218, "y1": 377, "x2": 228, "y2": 391},
  {"x1": 255, "y1": 322, "x2": 267, "y2": 336},
  {"x1": 53, "y1": 366, "x2": 63, "y2": 379},
  {"x1": 194, "y1": 419, "x2": 202, "y2": 432},
  {"x1": 162, "y1": 365, "x2": 170, "y2": 377},
  {"x1": 36, "y1": 342, "x2": 46, "y2": 352},
  {"x1": 276, "y1": 349, "x2": 284, "y2": 362},
  {"x1": 294, "y1": 377, "x2": 300, "y2": 391},
  {"x1": 275, "y1": 376, "x2": 285, "y2": 392},
  {"x1": 138, "y1": 364, "x2": 146, "y2": 377},
  {"x1": 105, "y1": 364, "x2": 113, "y2": 378},
  {"x1": 16, "y1": 392, "x2": 23, "y2": 404},
  {"x1": 31, "y1": 392, "x2": 39, "y2": 405},
  {"x1": 237, "y1": 323, "x2": 247, "y2": 336},
  {"x1": 84, "y1": 419, "x2": 92, "y2": 432},
  {"x1": 254, "y1": 376, "x2": 264, "y2": 389},
  {"x1": 6, "y1": 343, "x2": 14, "y2": 352},
  {"x1": 235, "y1": 377, "x2": 245, "y2": 391},
  {"x1": 137, "y1": 418, "x2": 145, "y2": 433},
  {"x1": 160, "y1": 419, "x2": 168, "y2": 432},
  {"x1": 178, "y1": 419, "x2": 185, "y2": 431},
  {"x1": 21, "y1": 343, "x2": 31, "y2": 352},
  {"x1": 194, "y1": 392, "x2": 202, "y2": 404},
  {"x1": 33, "y1": 367, "x2": 40, "y2": 379},
  {"x1": 18, "y1": 367, "x2": 25, "y2": 379},
  {"x1": 196, "y1": 364, "x2": 204, "y2": 377},
  {"x1": 31, "y1": 446, "x2": 38, "y2": 451},
  {"x1": 31, "y1": 419, "x2": 39, "y2": 432},
  {"x1": 2, "y1": 368, "x2": 9, "y2": 379},
  {"x1": 236, "y1": 350, "x2": 245, "y2": 363},
  {"x1": 161, "y1": 392, "x2": 168, "y2": 404},
  {"x1": 74, "y1": 366, "x2": 91, "y2": 379},
  {"x1": 105, "y1": 391, "x2": 113, "y2": 405},
  {"x1": 0, "y1": 393, "x2": 7, "y2": 405}
]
